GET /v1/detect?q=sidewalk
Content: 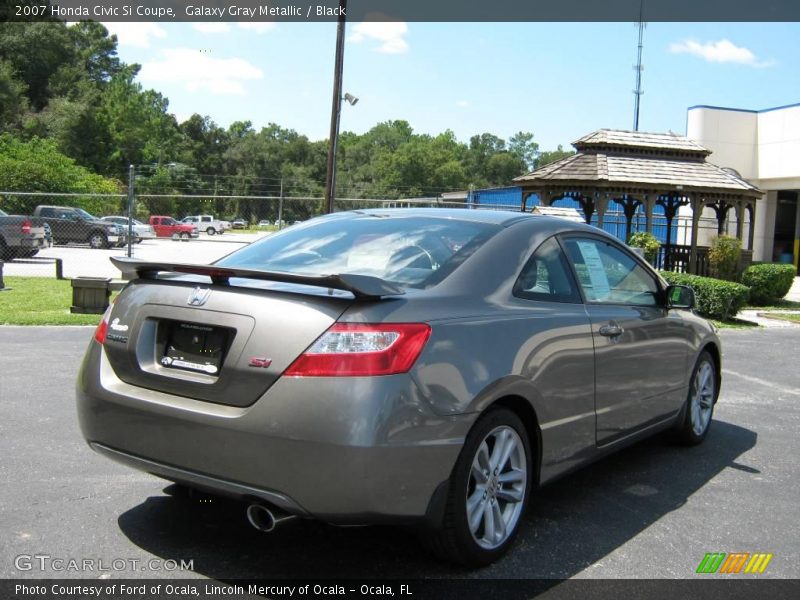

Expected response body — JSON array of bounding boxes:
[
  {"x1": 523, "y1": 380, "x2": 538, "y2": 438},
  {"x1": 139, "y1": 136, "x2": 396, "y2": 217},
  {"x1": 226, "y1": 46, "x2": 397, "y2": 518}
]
[
  {"x1": 787, "y1": 276, "x2": 800, "y2": 302},
  {"x1": 738, "y1": 276, "x2": 800, "y2": 328}
]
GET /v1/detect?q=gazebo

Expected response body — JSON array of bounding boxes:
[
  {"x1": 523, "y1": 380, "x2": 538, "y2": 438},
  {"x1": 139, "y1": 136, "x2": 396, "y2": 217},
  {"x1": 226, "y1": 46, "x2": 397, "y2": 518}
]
[{"x1": 513, "y1": 129, "x2": 763, "y2": 274}]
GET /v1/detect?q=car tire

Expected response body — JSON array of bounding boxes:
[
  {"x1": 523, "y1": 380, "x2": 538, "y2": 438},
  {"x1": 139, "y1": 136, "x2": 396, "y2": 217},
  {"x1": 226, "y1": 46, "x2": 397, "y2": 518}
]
[
  {"x1": 16, "y1": 249, "x2": 39, "y2": 259},
  {"x1": 180, "y1": 232, "x2": 190, "y2": 241},
  {"x1": 673, "y1": 350, "x2": 718, "y2": 446},
  {"x1": 88, "y1": 231, "x2": 108, "y2": 249},
  {"x1": 207, "y1": 227, "x2": 216, "y2": 236},
  {"x1": 425, "y1": 407, "x2": 531, "y2": 567}
]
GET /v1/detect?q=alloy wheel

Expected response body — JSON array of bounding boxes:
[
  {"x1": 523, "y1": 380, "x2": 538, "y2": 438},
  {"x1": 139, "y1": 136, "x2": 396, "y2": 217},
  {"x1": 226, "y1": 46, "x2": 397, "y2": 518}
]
[
  {"x1": 466, "y1": 425, "x2": 527, "y2": 550},
  {"x1": 691, "y1": 361, "x2": 715, "y2": 436}
]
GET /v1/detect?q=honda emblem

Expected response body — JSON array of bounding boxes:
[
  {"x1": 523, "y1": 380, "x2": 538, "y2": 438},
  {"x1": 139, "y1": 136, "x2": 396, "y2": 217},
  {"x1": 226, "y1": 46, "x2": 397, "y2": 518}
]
[{"x1": 187, "y1": 287, "x2": 211, "y2": 306}]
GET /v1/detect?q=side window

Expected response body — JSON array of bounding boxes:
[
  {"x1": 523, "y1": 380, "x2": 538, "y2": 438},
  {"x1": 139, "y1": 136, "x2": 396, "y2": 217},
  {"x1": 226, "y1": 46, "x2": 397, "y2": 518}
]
[
  {"x1": 39, "y1": 208, "x2": 55, "y2": 218},
  {"x1": 513, "y1": 237, "x2": 580, "y2": 303},
  {"x1": 563, "y1": 237, "x2": 659, "y2": 306}
]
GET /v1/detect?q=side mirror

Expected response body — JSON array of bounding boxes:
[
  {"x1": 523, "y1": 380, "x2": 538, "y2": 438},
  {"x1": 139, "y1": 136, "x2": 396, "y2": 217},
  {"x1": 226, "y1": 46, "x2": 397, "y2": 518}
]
[{"x1": 666, "y1": 284, "x2": 695, "y2": 309}]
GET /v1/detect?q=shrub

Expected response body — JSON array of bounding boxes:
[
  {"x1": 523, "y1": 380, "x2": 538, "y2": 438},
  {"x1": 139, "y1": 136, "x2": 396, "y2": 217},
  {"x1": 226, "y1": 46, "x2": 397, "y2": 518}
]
[
  {"x1": 628, "y1": 231, "x2": 660, "y2": 263},
  {"x1": 708, "y1": 235, "x2": 741, "y2": 281},
  {"x1": 660, "y1": 271, "x2": 750, "y2": 321},
  {"x1": 741, "y1": 263, "x2": 796, "y2": 305}
]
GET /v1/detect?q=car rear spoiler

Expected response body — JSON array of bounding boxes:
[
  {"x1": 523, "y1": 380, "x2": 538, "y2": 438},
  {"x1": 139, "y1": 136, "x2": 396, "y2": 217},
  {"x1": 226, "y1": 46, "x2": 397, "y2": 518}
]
[{"x1": 110, "y1": 257, "x2": 405, "y2": 300}]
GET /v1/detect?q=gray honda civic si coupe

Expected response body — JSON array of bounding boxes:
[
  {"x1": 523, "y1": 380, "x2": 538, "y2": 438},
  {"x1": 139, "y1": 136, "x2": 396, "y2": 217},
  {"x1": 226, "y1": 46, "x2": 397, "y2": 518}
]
[{"x1": 76, "y1": 208, "x2": 721, "y2": 566}]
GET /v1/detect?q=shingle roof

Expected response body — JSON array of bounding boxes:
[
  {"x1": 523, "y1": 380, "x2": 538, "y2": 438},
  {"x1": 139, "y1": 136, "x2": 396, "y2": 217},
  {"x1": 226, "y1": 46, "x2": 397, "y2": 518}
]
[
  {"x1": 573, "y1": 129, "x2": 711, "y2": 154},
  {"x1": 514, "y1": 129, "x2": 761, "y2": 196}
]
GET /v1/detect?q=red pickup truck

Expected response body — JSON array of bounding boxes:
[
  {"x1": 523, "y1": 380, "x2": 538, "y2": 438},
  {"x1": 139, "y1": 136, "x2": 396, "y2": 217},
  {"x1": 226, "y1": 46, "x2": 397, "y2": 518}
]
[{"x1": 149, "y1": 216, "x2": 199, "y2": 240}]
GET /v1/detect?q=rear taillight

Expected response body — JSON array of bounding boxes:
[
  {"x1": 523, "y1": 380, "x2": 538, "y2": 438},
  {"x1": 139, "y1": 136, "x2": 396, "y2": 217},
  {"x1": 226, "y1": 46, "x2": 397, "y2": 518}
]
[
  {"x1": 93, "y1": 306, "x2": 112, "y2": 345},
  {"x1": 284, "y1": 323, "x2": 431, "y2": 377},
  {"x1": 21, "y1": 220, "x2": 31, "y2": 235}
]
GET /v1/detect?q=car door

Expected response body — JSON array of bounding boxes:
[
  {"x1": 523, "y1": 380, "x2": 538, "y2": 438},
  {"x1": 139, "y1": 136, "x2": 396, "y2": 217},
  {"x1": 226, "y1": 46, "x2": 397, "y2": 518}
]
[
  {"x1": 152, "y1": 218, "x2": 168, "y2": 237},
  {"x1": 509, "y1": 236, "x2": 596, "y2": 480},
  {"x1": 560, "y1": 234, "x2": 689, "y2": 446},
  {"x1": 39, "y1": 207, "x2": 76, "y2": 243}
]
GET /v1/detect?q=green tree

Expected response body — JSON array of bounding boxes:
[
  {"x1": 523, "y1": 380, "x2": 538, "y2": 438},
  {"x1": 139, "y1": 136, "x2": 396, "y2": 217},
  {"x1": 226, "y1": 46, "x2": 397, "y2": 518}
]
[
  {"x1": 535, "y1": 144, "x2": 575, "y2": 168},
  {"x1": 0, "y1": 59, "x2": 28, "y2": 131},
  {"x1": 0, "y1": 21, "x2": 74, "y2": 110},
  {"x1": 0, "y1": 134, "x2": 118, "y2": 214},
  {"x1": 508, "y1": 131, "x2": 539, "y2": 171}
]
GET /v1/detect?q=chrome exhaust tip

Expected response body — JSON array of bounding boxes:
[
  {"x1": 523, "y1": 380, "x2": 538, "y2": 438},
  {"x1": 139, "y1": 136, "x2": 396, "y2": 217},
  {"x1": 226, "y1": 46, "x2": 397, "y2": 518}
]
[{"x1": 246, "y1": 503, "x2": 296, "y2": 533}]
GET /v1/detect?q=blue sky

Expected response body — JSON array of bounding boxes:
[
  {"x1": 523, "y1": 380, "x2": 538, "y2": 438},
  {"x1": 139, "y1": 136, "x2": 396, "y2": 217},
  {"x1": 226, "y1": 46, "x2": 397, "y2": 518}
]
[{"x1": 103, "y1": 21, "x2": 800, "y2": 151}]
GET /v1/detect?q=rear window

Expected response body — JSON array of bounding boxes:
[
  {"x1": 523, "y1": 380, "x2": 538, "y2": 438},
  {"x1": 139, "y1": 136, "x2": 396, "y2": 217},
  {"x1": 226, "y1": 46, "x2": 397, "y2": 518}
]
[{"x1": 217, "y1": 214, "x2": 500, "y2": 289}]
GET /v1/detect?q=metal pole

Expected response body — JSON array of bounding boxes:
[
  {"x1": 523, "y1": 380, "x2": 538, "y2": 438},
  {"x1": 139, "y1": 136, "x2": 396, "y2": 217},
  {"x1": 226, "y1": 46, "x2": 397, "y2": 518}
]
[
  {"x1": 126, "y1": 164, "x2": 135, "y2": 258},
  {"x1": 277, "y1": 177, "x2": 284, "y2": 230},
  {"x1": 632, "y1": 0, "x2": 645, "y2": 131},
  {"x1": 323, "y1": 0, "x2": 347, "y2": 214}
]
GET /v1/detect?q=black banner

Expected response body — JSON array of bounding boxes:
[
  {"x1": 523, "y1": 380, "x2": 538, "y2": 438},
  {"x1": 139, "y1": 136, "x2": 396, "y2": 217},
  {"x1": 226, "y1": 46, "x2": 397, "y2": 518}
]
[
  {"x1": 2, "y1": 579, "x2": 799, "y2": 600},
  {"x1": 3, "y1": 0, "x2": 800, "y2": 23}
]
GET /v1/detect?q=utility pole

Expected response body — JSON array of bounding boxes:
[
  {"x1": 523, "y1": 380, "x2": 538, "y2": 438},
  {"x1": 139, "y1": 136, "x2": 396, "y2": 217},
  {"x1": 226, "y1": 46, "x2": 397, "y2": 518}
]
[
  {"x1": 126, "y1": 164, "x2": 135, "y2": 258},
  {"x1": 632, "y1": 0, "x2": 645, "y2": 131},
  {"x1": 277, "y1": 177, "x2": 284, "y2": 230},
  {"x1": 323, "y1": 0, "x2": 348, "y2": 214}
]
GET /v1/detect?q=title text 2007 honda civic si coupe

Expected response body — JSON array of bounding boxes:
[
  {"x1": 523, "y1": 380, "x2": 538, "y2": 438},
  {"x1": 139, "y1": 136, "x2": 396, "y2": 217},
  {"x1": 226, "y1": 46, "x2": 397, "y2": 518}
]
[{"x1": 77, "y1": 209, "x2": 720, "y2": 566}]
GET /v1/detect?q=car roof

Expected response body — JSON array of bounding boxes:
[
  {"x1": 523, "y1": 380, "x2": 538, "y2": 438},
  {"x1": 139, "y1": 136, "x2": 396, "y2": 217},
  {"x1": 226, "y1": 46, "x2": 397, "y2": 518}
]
[{"x1": 338, "y1": 207, "x2": 598, "y2": 234}]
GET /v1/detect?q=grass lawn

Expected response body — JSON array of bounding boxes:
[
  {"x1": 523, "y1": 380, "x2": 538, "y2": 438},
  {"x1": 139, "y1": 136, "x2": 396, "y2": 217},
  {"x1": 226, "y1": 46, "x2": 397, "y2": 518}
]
[
  {"x1": 745, "y1": 299, "x2": 800, "y2": 310},
  {"x1": 0, "y1": 277, "x2": 109, "y2": 325},
  {"x1": 757, "y1": 312, "x2": 800, "y2": 324},
  {"x1": 710, "y1": 318, "x2": 760, "y2": 330}
]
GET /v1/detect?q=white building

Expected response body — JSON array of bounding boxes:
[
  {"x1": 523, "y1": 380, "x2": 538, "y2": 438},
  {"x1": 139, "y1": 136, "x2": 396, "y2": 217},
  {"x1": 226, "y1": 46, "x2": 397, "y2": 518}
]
[{"x1": 687, "y1": 103, "x2": 800, "y2": 270}]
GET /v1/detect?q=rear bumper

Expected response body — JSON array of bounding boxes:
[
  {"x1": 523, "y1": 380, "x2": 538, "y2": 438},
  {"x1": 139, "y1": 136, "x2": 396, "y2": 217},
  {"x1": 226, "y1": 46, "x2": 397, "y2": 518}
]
[{"x1": 76, "y1": 342, "x2": 472, "y2": 524}]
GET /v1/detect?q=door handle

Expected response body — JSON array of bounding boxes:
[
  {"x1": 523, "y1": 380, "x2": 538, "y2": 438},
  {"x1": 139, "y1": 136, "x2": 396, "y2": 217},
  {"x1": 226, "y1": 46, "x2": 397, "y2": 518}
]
[{"x1": 599, "y1": 323, "x2": 623, "y2": 337}]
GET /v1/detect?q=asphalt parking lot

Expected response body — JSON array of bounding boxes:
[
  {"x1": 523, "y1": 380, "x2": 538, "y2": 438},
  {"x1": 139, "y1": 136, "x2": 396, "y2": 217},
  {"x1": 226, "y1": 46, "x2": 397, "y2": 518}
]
[
  {"x1": 1, "y1": 235, "x2": 263, "y2": 279},
  {"x1": 0, "y1": 327, "x2": 798, "y2": 581}
]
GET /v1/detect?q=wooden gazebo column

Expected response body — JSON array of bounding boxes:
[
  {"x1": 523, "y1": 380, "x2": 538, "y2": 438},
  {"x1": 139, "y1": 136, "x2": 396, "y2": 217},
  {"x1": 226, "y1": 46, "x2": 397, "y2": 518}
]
[
  {"x1": 747, "y1": 202, "x2": 757, "y2": 251},
  {"x1": 644, "y1": 194, "x2": 655, "y2": 234},
  {"x1": 735, "y1": 198, "x2": 746, "y2": 242},
  {"x1": 577, "y1": 191, "x2": 596, "y2": 224},
  {"x1": 595, "y1": 193, "x2": 609, "y2": 229},
  {"x1": 688, "y1": 195, "x2": 703, "y2": 274}
]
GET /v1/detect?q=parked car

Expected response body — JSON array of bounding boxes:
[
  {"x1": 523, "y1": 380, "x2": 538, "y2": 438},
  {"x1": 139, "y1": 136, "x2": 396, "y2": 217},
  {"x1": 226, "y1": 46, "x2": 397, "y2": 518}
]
[
  {"x1": 77, "y1": 209, "x2": 719, "y2": 567},
  {"x1": 232, "y1": 218, "x2": 248, "y2": 229},
  {"x1": 33, "y1": 205, "x2": 123, "y2": 249},
  {"x1": 181, "y1": 215, "x2": 231, "y2": 235},
  {"x1": 0, "y1": 208, "x2": 46, "y2": 259},
  {"x1": 257, "y1": 220, "x2": 272, "y2": 228},
  {"x1": 149, "y1": 216, "x2": 199, "y2": 240},
  {"x1": 101, "y1": 216, "x2": 156, "y2": 243}
]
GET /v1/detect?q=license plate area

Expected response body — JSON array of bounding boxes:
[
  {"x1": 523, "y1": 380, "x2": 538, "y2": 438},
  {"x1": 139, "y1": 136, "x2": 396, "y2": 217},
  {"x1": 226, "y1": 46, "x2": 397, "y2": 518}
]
[{"x1": 159, "y1": 320, "x2": 232, "y2": 376}]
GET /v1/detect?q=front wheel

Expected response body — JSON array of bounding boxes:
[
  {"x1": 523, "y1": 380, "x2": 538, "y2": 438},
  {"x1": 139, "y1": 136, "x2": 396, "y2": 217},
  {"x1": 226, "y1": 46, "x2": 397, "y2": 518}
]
[
  {"x1": 426, "y1": 407, "x2": 531, "y2": 566},
  {"x1": 180, "y1": 232, "x2": 190, "y2": 241},
  {"x1": 674, "y1": 351, "x2": 717, "y2": 445},
  {"x1": 206, "y1": 227, "x2": 216, "y2": 236}
]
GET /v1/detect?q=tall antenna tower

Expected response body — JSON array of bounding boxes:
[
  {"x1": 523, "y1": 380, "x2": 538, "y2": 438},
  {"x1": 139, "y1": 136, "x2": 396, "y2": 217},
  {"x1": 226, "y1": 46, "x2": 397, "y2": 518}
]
[{"x1": 632, "y1": 0, "x2": 645, "y2": 131}]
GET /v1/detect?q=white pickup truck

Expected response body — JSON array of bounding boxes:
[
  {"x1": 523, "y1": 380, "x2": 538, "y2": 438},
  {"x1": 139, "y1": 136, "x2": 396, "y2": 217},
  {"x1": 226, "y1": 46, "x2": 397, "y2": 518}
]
[{"x1": 180, "y1": 215, "x2": 232, "y2": 236}]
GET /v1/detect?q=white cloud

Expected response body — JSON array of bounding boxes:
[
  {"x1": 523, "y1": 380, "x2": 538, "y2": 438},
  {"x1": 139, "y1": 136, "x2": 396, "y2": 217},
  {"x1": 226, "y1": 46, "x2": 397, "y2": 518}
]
[
  {"x1": 139, "y1": 49, "x2": 263, "y2": 96},
  {"x1": 669, "y1": 39, "x2": 773, "y2": 67},
  {"x1": 456, "y1": 100, "x2": 469, "y2": 108},
  {"x1": 238, "y1": 22, "x2": 278, "y2": 34},
  {"x1": 193, "y1": 23, "x2": 231, "y2": 34},
  {"x1": 101, "y1": 22, "x2": 167, "y2": 48},
  {"x1": 349, "y1": 22, "x2": 408, "y2": 54}
]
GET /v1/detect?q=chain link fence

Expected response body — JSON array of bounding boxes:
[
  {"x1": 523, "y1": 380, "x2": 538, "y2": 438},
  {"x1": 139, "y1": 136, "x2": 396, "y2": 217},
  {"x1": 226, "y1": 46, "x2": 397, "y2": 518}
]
[{"x1": 0, "y1": 184, "x2": 747, "y2": 281}]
